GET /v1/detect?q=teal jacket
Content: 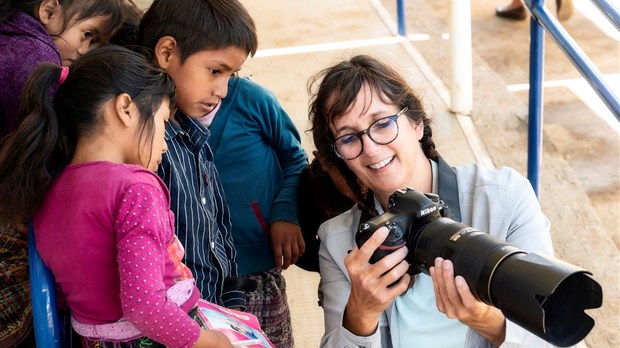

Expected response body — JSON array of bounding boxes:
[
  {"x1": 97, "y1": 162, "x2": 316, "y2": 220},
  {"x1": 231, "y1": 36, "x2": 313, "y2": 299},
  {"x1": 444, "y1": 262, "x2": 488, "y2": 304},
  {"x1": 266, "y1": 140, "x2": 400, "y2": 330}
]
[{"x1": 208, "y1": 76, "x2": 308, "y2": 275}]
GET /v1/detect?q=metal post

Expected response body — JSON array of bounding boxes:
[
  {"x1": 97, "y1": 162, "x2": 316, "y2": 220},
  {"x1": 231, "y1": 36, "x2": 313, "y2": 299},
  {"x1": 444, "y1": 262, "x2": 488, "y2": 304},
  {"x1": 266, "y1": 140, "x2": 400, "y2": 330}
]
[
  {"x1": 527, "y1": 0, "x2": 545, "y2": 197},
  {"x1": 396, "y1": 0, "x2": 406, "y2": 36},
  {"x1": 448, "y1": 0, "x2": 473, "y2": 114}
]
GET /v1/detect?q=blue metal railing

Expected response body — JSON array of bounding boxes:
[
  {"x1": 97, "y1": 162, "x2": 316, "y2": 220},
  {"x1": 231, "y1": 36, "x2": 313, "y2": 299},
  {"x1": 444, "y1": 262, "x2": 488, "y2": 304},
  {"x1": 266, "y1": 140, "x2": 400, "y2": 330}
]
[
  {"x1": 393, "y1": 0, "x2": 619, "y2": 194},
  {"x1": 524, "y1": 0, "x2": 620, "y2": 195},
  {"x1": 592, "y1": 0, "x2": 620, "y2": 31}
]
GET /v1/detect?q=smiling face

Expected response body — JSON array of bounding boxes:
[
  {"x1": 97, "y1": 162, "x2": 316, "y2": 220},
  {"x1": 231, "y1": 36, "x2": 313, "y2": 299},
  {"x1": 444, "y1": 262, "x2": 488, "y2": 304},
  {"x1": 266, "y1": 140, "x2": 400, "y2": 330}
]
[
  {"x1": 329, "y1": 84, "x2": 430, "y2": 205},
  {"x1": 158, "y1": 43, "x2": 248, "y2": 118}
]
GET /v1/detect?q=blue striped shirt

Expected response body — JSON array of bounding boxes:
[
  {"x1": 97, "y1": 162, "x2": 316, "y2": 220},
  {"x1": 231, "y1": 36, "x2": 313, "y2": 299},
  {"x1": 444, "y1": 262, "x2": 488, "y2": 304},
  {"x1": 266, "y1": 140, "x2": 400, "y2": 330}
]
[{"x1": 157, "y1": 112, "x2": 242, "y2": 308}]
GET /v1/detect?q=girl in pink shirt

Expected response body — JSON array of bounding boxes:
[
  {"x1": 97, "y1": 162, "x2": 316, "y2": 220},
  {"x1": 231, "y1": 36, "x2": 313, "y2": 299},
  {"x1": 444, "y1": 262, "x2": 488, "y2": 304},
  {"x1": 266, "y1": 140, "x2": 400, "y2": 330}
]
[{"x1": 0, "y1": 45, "x2": 233, "y2": 348}]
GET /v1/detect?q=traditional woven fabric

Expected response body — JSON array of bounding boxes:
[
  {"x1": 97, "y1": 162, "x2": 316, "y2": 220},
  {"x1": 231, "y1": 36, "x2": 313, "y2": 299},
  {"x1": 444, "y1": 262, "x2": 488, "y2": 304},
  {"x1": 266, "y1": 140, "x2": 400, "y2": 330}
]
[
  {"x1": 80, "y1": 335, "x2": 166, "y2": 348},
  {"x1": 0, "y1": 225, "x2": 32, "y2": 347},
  {"x1": 246, "y1": 269, "x2": 293, "y2": 348},
  {"x1": 79, "y1": 308, "x2": 199, "y2": 348}
]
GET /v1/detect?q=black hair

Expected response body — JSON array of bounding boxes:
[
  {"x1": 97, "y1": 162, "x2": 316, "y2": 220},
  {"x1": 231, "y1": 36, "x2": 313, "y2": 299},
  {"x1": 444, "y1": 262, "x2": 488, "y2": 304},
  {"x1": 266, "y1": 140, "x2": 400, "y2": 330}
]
[
  {"x1": 1, "y1": 0, "x2": 39, "y2": 21},
  {"x1": 108, "y1": 0, "x2": 142, "y2": 48},
  {"x1": 307, "y1": 54, "x2": 437, "y2": 217},
  {"x1": 0, "y1": 0, "x2": 124, "y2": 42},
  {"x1": 0, "y1": 44, "x2": 175, "y2": 229},
  {"x1": 137, "y1": 0, "x2": 258, "y2": 63}
]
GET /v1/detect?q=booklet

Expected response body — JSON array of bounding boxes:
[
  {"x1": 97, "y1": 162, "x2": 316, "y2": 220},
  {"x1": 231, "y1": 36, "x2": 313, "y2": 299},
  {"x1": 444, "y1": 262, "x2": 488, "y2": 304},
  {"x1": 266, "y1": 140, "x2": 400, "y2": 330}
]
[{"x1": 196, "y1": 299, "x2": 275, "y2": 347}]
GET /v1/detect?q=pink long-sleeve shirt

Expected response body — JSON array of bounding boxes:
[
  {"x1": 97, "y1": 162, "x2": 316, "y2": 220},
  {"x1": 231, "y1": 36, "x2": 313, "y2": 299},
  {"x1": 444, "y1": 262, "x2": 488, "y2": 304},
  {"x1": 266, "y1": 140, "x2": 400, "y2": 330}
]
[{"x1": 34, "y1": 161, "x2": 201, "y2": 347}]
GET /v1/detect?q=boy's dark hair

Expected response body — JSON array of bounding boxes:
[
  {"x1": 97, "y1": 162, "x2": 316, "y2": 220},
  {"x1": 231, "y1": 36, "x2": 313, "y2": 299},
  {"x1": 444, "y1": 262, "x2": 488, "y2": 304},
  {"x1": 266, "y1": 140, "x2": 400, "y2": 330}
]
[
  {"x1": 108, "y1": 0, "x2": 143, "y2": 47},
  {"x1": 0, "y1": 0, "x2": 124, "y2": 42},
  {"x1": 0, "y1": 45, "x2": 176, "y2": 229},
  {"x1": 307, "y1": 54, "x2": 438, "y2": 216},
  {"x1": 138, "y1": 0, "x2": 258, "y2": 63}
]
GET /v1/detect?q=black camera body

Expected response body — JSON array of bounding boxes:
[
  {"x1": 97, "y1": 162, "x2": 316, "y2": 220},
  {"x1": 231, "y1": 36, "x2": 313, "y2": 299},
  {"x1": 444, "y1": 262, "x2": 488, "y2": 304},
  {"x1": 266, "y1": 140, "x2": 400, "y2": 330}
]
[
  {"x1": 355, "y1": 187, "x2": 602, "y2": 347},
  {"x1": 356, "y1": 188, "x2": 454, "y2": 275}
]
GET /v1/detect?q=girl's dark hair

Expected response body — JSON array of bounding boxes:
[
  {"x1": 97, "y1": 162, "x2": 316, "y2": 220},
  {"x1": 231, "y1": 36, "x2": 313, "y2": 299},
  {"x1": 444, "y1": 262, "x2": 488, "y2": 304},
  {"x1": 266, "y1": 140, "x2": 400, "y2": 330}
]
[
  {"x1": 307, "y1": 54, "x2": 438, "y2": 217},
  {"x1": 138, "y1": 0, "x2": 257, "y2": 63},
  {"x1": 1, "y1": 0, "x2": 124, "y2": 42},
  {"x1": 0, "y1": 44, "x2": 175, "y2": 228}
]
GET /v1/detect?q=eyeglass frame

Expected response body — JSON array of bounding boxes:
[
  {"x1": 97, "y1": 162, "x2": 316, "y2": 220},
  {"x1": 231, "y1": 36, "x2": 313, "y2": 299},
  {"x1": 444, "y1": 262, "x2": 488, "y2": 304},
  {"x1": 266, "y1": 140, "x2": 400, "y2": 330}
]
[{"x1": 331, "y1": 107, "x2": 409, "y2": 160}]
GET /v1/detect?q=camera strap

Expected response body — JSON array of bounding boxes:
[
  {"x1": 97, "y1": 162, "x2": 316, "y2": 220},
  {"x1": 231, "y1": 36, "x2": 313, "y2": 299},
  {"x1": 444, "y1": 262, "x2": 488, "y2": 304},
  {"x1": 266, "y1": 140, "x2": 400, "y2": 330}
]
[
  {"x1": 358, "y1": 155, "x2": 462, "y2": 225},
  {"x1": 436, "y1": 155, "x2": 461, "y2": 223}
]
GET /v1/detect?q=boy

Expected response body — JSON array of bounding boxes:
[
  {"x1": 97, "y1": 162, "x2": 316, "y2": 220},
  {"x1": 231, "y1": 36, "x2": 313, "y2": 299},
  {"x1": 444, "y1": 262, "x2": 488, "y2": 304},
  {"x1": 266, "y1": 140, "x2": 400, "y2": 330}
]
[
  {"x1": 137, "y1": 0, "x2": 257, "y2": 310},
  {"x1": 204, "y1": 75, "x2": 308, "y2": 347}
]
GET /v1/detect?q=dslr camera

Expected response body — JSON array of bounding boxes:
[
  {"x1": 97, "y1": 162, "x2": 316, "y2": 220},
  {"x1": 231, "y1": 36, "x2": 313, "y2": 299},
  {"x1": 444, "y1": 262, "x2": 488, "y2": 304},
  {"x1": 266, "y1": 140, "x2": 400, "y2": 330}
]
[{"x1": 355, "y1": 187, "x2": 602, "y2": 347}]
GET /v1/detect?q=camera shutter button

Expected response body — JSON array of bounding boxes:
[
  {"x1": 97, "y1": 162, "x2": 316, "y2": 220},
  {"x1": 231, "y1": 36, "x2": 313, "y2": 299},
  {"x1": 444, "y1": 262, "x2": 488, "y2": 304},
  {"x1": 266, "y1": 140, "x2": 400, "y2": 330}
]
[{"x1": 386, "y1": 222, "x2": 403, "y2": 239}]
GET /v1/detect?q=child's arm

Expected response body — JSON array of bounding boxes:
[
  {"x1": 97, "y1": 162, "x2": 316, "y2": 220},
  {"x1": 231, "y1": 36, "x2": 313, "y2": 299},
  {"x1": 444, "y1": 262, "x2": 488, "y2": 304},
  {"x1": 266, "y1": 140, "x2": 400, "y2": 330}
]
[
  {"x1": 116, "y1": 182, "x2": 202, "y2": 348},
  {"x1": 261, "y1": 91, "x2": 309, "y2": 269}
]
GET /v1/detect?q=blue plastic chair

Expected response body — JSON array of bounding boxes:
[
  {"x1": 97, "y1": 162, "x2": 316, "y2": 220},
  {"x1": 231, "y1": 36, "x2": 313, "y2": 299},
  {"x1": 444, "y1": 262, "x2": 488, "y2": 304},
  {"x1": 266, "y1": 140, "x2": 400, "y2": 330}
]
[{"x1": 28, "y1": 221, "x2": 70, "y2": 348}]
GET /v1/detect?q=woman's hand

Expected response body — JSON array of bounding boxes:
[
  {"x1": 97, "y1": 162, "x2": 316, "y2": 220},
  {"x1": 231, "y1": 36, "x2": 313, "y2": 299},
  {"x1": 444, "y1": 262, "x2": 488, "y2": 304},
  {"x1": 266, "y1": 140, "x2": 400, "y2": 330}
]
[
  {"x1": 430, "y1": 257, "x2": 506, "y2": 346},
  {"x1": 343, "y1": 227, "x2": 411, "y2": 336}
]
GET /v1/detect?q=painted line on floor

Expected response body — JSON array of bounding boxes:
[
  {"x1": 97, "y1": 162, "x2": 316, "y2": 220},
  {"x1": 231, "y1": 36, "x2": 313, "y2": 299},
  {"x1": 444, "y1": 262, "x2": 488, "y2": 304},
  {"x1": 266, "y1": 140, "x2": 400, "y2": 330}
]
[
  {"x1": 508, "y1": 74, "x2": 620, "y2": 134},
  {"x1": 254, "y1": 35, "x2": 430, "y2": 58}
]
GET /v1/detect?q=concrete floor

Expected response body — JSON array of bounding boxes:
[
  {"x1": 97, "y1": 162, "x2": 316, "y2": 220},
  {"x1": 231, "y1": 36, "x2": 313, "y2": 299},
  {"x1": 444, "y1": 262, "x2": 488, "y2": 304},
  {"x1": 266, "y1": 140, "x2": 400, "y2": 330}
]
[
  {"x1": 427, "y1": 0, "x2": 620, "y2": 253},
  {"x1": 134, "y1": 0, "x2": 619, "y2": 346}
]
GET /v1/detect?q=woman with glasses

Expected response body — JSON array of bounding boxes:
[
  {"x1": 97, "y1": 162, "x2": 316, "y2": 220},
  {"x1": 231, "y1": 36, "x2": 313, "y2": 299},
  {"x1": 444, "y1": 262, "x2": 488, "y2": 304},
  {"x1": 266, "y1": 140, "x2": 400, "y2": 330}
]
[{"x1": 307, "y1": 55, "x2": 555, "y2": 348}]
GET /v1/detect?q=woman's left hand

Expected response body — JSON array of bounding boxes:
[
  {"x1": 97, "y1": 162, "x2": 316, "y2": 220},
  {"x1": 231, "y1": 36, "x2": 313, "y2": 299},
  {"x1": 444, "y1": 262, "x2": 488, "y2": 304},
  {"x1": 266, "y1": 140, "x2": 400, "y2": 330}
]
[{"x1": 430, "y1": 257, "x2": 506, "y2": 346}]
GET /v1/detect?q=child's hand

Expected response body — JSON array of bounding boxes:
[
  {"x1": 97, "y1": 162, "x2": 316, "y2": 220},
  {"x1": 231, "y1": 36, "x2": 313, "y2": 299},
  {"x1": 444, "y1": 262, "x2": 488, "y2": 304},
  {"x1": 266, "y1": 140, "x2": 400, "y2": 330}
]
[
  {"x1": 193, "y1": 329, "x2": 234, "y2": 348},
  {"x1": 269, "y1": 221, "x2": 306, "y2": 269}
]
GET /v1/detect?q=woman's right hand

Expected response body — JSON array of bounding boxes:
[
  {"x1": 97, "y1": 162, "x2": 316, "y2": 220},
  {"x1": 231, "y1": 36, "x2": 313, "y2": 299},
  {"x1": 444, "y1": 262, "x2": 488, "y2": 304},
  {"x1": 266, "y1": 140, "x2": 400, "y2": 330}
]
[
  {"x1": 193, "y1": 329, "x2": 234, "y2": 348},
  {"x1": 342, "y1": 227, "x2": 410, "y2": 336}
]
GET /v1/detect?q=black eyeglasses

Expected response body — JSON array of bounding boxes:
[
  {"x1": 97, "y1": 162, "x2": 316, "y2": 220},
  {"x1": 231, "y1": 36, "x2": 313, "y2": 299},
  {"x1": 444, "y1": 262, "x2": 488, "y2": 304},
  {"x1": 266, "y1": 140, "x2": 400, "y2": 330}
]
[{"x1": 332, "y1": 107, "x2": 408, "y2": 160}]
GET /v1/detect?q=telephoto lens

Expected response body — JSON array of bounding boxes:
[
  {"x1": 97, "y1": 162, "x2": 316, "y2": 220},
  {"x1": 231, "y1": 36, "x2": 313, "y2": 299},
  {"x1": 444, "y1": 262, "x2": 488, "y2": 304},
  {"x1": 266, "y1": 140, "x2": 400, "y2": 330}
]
[{"x1": 356, "y1": 188, "x2": 603, "y2": 347}]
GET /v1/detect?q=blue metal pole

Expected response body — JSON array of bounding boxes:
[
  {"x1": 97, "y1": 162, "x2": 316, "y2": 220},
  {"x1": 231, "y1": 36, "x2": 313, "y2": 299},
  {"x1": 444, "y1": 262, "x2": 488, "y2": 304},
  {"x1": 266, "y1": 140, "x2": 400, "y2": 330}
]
[
  {"x1": 527, "y1": 0, "x2": 545, "y2": 197},
  {"x1": 530, "y1": 4, "x2": 620, "y2": 120},
  {"x1": 397, "y1": 0, "x2": 406, "y2": 36},
  {"x1": 591, "y1": 0, "x2": 620, "y2": 32}
]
